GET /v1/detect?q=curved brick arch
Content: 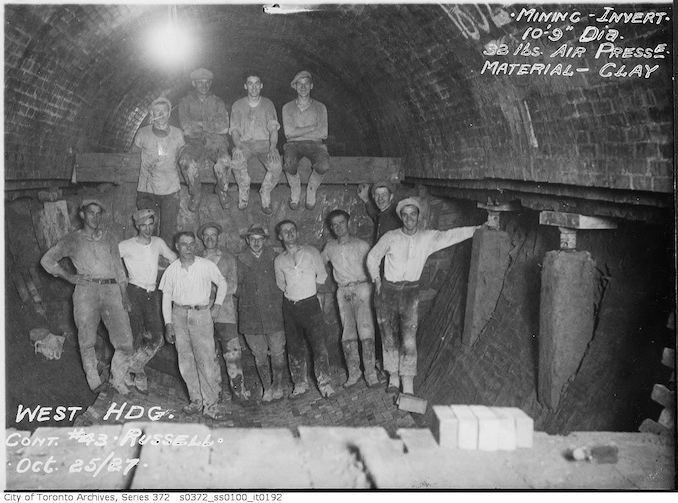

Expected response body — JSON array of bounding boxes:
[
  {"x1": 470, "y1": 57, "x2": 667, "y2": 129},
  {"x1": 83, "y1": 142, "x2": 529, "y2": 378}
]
[{"x1": 4, "y1": 3, "x2": 673, "y2": 193}]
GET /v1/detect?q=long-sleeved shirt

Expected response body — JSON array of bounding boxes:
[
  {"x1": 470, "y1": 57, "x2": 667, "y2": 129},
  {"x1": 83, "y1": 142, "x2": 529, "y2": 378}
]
[
  {"x1": 133, "y1": 125, "x2": 185, "y2": 195},
  {"x1": 119, "y1": 236, "x2": 177, "y2": 291},
  {"x1": 321, "y1": 237, "x2": 370, "y2": 287},
  {"x1": 367, "y1": 227, "x2": 479, "y2": 283},
  {"x1": 204, "y1": 249, "x2": 237, "y2": 324},
  {"x1": 41, "y1": 229, "x2": 128, "y2": 284},
  {"x1": 178, "y1": 92, "x2": 230, "y2": 138},
  {"x1": 230, "y1": 97, "x2": 280, "y2": 142},
  {"x1": 159, "y1": 256, "x2": 227, "y2": 323},
  {"x1": 282, "y1": 99, "x2": 328, "y2": 142},
  {"x1": 274, "y1": 245, "x2": 327, "y2": 301}
]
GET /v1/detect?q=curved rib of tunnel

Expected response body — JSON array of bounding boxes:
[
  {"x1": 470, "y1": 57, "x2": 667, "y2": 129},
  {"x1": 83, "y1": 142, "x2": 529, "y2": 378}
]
[{"x1": 5, "y1": 4, "x2": 674, "y2": 437}]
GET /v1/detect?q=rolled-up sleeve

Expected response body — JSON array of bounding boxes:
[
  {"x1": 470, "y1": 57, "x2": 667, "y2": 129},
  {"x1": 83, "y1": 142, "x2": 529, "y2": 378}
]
[
  {"x1": 316, "y1": 103, "x2": 328, "y2": 139},
  {"x1": 209, "y1": 261, "x2": 228, "y2": 306},
  {"x1": 266, "y1": 102, "x2": 281, "y2": 132},
  {"x1": 159, "y1": 267, "x2": 174, "y2": 323},
  {"x1": 428, "y1": 226, "x2": 480, "y2": 255},
  {"x1": 229, "y1": 103, "x2": 243, "y2": 136},
  {"x1": 40, "y1": 238, "x2": 71, "y2": 277},
  {"x1": 312, "y1": 248, "x2": 327, "y2": 284},
  {"x1": 274, "y1": 256, "x2": 286, "y2": 293}
]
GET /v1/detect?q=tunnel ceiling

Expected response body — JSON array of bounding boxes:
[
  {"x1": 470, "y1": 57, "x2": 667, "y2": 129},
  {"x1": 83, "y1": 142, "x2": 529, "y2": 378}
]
[{"x1": 4, "y1": 3, "x2": 673, "y2": 205}]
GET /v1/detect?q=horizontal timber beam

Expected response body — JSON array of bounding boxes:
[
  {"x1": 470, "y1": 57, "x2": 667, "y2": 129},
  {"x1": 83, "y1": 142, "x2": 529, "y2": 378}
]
[{"x1": 74, "y1": 153, "x2": 403, "y2": 185}]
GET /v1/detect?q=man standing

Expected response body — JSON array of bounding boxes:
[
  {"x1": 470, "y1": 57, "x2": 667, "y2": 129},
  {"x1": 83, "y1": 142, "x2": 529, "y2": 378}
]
[
  {"x1": 199, "y1": 222, "x2": 250, "y2": 401},
  {"x1": 357, "y1": 180, "x2": 401, "y2": 241},
  {"x1": 366, "y1": 197, "x2": 480, "y2": 395},
  {"x1": 282, "y1": 71, "x2": 329, "y2": 211},
  {"x1": 274, "y1": 220, "x2": 335, "y2": 398},
  {"x1": 41, "y1": 199, "x2": 134, "y2": 395},
  {"x1": 236, "y1": 224, "x2": 287, "y2": 402},
  {"x1": 132, "y1": 97, "x2": 185, "y2": 244},
  {"x1": 322, "y1": 210, "x2": 379, "y2": 388},
  {"x1": 229, "y1": 73, "x2": 282, "y2": 214},
  {"x1": 178, "y1": 68, "x2": 231, "y2": 211},
  {"x1": 118, "y1": 209, "x2": 177, "y2": 393},
  {"x1": 159, "y1": 231, "x2": 229, "y2": 419}
]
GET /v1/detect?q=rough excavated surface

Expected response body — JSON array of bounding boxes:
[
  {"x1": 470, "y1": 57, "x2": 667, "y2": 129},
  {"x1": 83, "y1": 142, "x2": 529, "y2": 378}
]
[
  {"x1": 5, "y1": 425, "x2": 674, "y2": 489},
  {"x1": 415, "y1": 211, "x2": 674, "y2": 434}
]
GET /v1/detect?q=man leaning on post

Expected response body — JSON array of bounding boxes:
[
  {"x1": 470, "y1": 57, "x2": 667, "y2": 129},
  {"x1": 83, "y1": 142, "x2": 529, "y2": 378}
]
[
  {"x1": 41, "y1": 199, "x2": 135, "y2": 395},
  {"x1": 366, "y1": 197, "x2": 481, "y2": 396}
]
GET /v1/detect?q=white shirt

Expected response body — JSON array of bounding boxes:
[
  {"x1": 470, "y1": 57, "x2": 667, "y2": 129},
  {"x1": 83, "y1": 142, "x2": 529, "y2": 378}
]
[
  {"x1": 119, "y1": 236, "x2": 177, "y2": 291},
  {"x1": 367, "y1": 227, "x2": 479, "y2": 283},
  {"x1": 159, "y1": 256, "x2": 227, "y2": 322},
  {"x1": 274, "y1": 245, "x2": 327, "y2": 301},
  {"x1": 321, "y1": 237, "x2": 370, "y2": 286}
]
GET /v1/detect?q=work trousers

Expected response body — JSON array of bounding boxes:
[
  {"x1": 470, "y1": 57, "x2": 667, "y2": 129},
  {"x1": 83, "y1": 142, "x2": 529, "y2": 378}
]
[
  {"x1": 136, "y1": 190, "x2": 180, "y2": 245},
  {"x1": 336, "y1": 282, "x2": 375, "y2": 342},
  {"x1": 374, "y1": 281, "x2": 420, "y2": 376},
  {"x1": 282, "y1": 296, "x2": 331, "y2": 387},
  {"x1": 230, "y1": 140, "x2": 282, "y2": 207},
  {"x1": 282, "y1": 141, "x2": 330, "y2": 175},
  {"x1": 126, "y1": 285, "x2": 164, "y2": 374},
  {"x1": 73, "y1": 283, "x2": 134, "y2": 390},
  {"x1": 172, "y1": 306, "x2": 221, "y2": 406},
  {"x1": 243, "y1": 330, "x2": 286, "y2": 366}
]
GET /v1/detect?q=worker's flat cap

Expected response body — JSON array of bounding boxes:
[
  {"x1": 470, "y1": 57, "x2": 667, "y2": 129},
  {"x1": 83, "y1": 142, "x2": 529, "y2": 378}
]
[
  {"x1": 80, "y1": 198, "x2": 106, "y2": 212},
  {"x1": 371, "y1": 180, "x2": 395, "y2": 199},
  {"x1": 290, "y1": 70, "x2": 312, "y2": 88},
  {"x1": 133, "y1": 208, "x2": 156, "y2": 224},
  {"x1": 198, "y1": 222, "x2": 222, "y2": 239},
  {"x1": 396, "y1": 197, "x2": 422, "y2": 216},
  {"x1": 190, "y1": 68, "x2": 213, "y2": 81},
  {"x1": 240, "y1": 224, "x2": 269, "y2": 238}
]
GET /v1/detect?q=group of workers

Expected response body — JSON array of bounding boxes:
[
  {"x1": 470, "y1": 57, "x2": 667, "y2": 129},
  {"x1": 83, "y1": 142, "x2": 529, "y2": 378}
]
[{"x1": 39, "y1": 67, "x2": 481, "y2": 421}]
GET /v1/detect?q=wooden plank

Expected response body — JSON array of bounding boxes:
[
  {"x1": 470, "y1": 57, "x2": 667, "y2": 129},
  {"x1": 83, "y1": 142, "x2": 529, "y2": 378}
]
[
  {"x1": 661, "y1": 348, "x2": 675, "y2": 369},
  {"x1": 75, "y1": 153, "x2": 403, "y2": 185},
  {"x1": 651, "y1": 384, "x2": 675, "y2": 409},
  {"x1": 539, "y1": 211, "x2": 617, "y2": 230}
]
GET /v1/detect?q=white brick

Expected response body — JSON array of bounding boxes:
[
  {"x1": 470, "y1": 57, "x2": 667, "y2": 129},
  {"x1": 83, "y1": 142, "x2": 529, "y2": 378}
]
[
  {"x1": 491, "y1": 407, "x2": 517, "y2": 451},
  {"x1": 470, "y1": 405, "x2": 500, "y2": 451},
  {"x1": 449, "y1": 405, "x2": 478, "y2": 450},
  {"x1": 432, "y1": 406, "x2": 458, "y2": 448},
  {"x1": 496, "y1": 407, "x2": 534, "y2": 448}
]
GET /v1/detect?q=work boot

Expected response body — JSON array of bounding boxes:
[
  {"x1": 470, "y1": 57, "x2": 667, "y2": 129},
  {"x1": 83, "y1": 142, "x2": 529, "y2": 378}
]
[
  {"x1": 213, "y1": 159, "x2": 231, "y2": 210},
  {"x1": 342, "y1": 340, "x2": 362, "y2": 388},
  {"x1": 230, "y1": 374, "x2": 251, "y2": 401},
  {"x1": 318, "y1": 382, "x2": 336, "y2": 399},
  {"x1": 287, "y1": 172, "x2": 301, "y2": 209},
  {"x1": 386, "y1": 373, "x2": 400, "y2": 393},
  {"x1": 268, "y1": 353, "x2": 286, "y2": 401},
  {"x1": 203, "y1": 402, "x2": 229, "y2": 420},
  {"x1": 83, "y1": 360, "x2": 103, "y2": 391},
  {"x1": 361, "y1": 339, "x2": 380, "y2": 387},
  {"x1": 224, "y1": 341, "x2": 250, "y2": 400},
  {"x1": 182, "y1": 400, "x2": 203, "y2": 415},
  {"x1": 180, "y1": 159, "x2": 202, "y2": 212},
  {"x1": 110, "y1": 378, "x2": 130, "y2": 396},
  {"x1": 401, "y1": 375, "x2": 414, "y2": 395},
  {"x1": 216, "y1": 189, "x2": 230, "y2": 210},
  {"x1": 305, "y1": 171, "x2": 324, "y2": 210},
  {"x1": 289, "y1": 380, "x2": 309, "y2": 399},
  {"x1": 134, "y1": 372, "x2": 149, "y2": 394},
  {"x1": 256, "y1": 363, "x2": 272, "y2": 401}
]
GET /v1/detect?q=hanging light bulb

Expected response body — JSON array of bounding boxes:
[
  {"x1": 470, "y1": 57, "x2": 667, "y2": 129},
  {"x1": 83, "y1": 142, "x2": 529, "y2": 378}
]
[{"x1": 146, "y1": 6, "x2": 193, "y2": 67}]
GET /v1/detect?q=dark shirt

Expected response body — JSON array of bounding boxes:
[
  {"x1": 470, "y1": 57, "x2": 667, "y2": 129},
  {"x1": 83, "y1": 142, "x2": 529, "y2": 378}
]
[{"x1": 365, "y1": 201, "x2": 401, "y2": 242}]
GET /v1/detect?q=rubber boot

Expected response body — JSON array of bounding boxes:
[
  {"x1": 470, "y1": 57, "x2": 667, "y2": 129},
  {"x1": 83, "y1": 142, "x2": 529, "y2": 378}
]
[
  {"x1": 305, "y1": 171, "x2": 324, "y2": 210},
  {"x1": 387, "y1": 372, "x2": 400, "y2": 393},
  {"x1": 361, "y1": 339, "x2": 380, "y2": 387},
  {"x1": 231, "y1": 154, "x2": 251, "y2": 210},
  {"x1": 401, "y1": 375, "x2": 414, "y2": 395},
  {"x1": 269, "y1": 353, "x2": 286, "y2": 401},
  {"x1": 83, "y1": 359, "x2": 103, "y2": 391},
  {"x1": 180, "y1": 157, "x2": 202, "y2": 212},
  {"x1": 224, "y1": 339, "x2": 250, "y2": 400},
  {"x1": 287, "y1": 172, "x2": 301, "y2": 209},
  {"x1": 213, "y1": 158, "x2": 231, "y2": 209},
  {"x1": 257, "y1": 363, "x2": 273, "y2": 402},
  {"x1": 342, "y1": 340, "x2": 362, "y2": 388}
]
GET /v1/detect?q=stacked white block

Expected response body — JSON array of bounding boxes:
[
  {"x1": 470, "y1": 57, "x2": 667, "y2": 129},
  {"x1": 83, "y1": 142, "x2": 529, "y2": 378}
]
[{"x1": 433, "y1": 405, "x2": 534, "y2": 451}]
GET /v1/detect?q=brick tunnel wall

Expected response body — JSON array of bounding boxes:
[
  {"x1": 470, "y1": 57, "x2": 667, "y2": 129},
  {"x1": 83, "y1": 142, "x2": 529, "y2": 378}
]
[
  {"x1": 414, "y1": 208, "x2": 674, "y2": 433},
  {"x1": 4, "y1": 3, "x2": 673, "y2": 192}
]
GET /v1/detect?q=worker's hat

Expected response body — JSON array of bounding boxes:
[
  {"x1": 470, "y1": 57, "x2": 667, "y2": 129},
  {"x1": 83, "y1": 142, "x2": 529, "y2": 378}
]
[
  {"x1": 80, "y1": 198, "x2": 106, "y2": 212},
  {"x1": 290, "y1": 70, "x2": 312, "y2": 88},
  {"x1": 395, "y1": 197, "x2": 422, "y2": 216},
  {"x1": 198, "y1": 222, "x2": 223, "y2": 239},
  {"x1": 132, "y1": 208, "x2": 156, "y2": 225},
  {"x1": 190, "y1": 68, "x2": 213, "y2": 81},
  {"x1": 240, "y1": 224, "x2": 269, "y2": 239}
]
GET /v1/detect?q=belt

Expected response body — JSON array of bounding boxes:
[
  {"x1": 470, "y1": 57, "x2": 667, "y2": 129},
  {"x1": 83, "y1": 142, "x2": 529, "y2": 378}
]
[
  {"x1": 129, "y1": 283, "x2": 156, "y2": 293},
  {"x1": 338, "y1": 280, "x2": 369, "y2": 288},
  {"x1": 85, "y1": 278, "x2": 117, "y2": 285},
  {"x1": 383, "y1": 280, "x2": 420, "y2": 290},
  {"x1": 284, "y1": 294, "x2": 317, "y2": 305},
  {"x1": 174, "y1": 304, "x2": 210, "y2": 310}
]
